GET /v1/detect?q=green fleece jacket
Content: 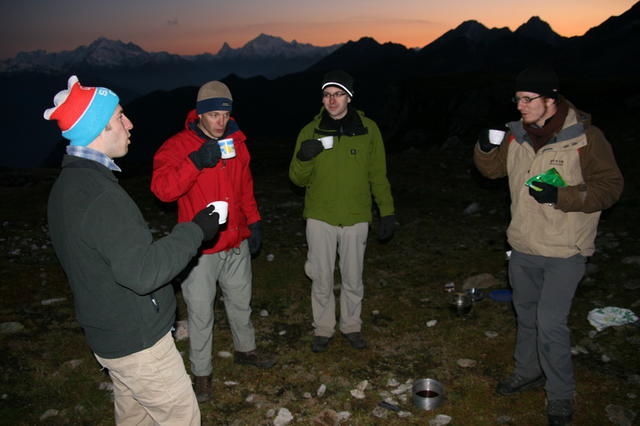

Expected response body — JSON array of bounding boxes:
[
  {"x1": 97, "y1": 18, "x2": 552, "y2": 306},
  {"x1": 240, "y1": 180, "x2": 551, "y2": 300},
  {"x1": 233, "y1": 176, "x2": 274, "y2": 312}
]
[
  {"x1": 289, "y1": 107, "x2": 394, "y2": 226},
  {"x1": 47, "y1": 156, "x2": 204, "y2": 358}
]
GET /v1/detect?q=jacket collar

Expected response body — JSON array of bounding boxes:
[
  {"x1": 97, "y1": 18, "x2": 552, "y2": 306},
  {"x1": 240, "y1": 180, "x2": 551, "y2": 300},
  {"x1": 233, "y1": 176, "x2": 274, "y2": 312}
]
[{"x1": 316, "y1": 105, "x2": 368, "y2": 137}]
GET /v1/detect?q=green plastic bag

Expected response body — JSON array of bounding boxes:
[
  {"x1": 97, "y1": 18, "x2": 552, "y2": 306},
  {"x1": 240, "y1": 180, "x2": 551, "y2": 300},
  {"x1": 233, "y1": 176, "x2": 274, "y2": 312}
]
[{"x1": 525, "y1": 168, "x2": 567, "y2": 192}]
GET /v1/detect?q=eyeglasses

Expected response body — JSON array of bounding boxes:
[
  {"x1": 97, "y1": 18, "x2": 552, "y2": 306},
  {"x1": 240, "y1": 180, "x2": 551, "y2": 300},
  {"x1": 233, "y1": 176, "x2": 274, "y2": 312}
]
[
  {"x1": 512, "y1": 95, "x2": 542, "y2": 104},
  {"x1": 323, "y1": 91, "x2": 347, "y2": 100}
]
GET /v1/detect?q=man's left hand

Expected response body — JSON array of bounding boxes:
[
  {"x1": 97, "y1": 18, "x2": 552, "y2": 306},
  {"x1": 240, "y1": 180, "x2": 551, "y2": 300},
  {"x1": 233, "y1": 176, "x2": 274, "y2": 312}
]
[
  {"x1": 529, "y1": 182, "x2": 558, "y2": 204},
  {"x1": 248, "y1": 221, "x2": 262, "y2": 256},
  {"x1": 378, "y1": 215, "x2": 397, "y2": 242}
]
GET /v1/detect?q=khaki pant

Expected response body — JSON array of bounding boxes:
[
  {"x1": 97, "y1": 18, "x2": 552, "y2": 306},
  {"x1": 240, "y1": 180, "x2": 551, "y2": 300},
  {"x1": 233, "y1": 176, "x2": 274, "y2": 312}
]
[
  {"x1": 305, "y1": 218, "x2": 368, "y2": 337},
  {"x1": 94, "y1": 332, "x2": 200, "y2": 426},
  {"x1": 181, "y1": 239, "x2": 256, "y2": 376}
]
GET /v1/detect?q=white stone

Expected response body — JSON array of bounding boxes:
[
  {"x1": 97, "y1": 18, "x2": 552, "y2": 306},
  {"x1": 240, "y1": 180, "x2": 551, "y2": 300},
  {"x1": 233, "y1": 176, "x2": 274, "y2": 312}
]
[
  {"x1": 217, "y1": 351, "x2": 232, "y2": 358},
  {"x1": 41, "y1": 297, "x2": 66, "y2": 305},
  {"x1": 266, "y1": 408, "x2": 276, "y2": 417},
  {"x1": 398, "y1": 411, "x2": 412, "y2": 417},
  {"x1": 356, "y1": 380, "x2": 369, "y2": 392},
  {"x1": 429, "y1": 414, "x2": 453, "y2": 425},
  {"x1": 457, "y1": 358, "x2": 477, "y2": 368},
  {"x1": 266, "y1": 254, "x2": 275, "y2": 262},
  {"x1": 278, "y1": 330, "x2": 286, "y2": 335},
  {"x1": 317, "y1": 384, "x2": 326, "y2": 397},
  {"x1": 273, "y1": 407, "x2": 293, "y2": 425},
  {"x1": 427, "y1": 320, "x2": 438, "y2": 327},
  {"x1": 372, "y1": 310, "x2": 380, "y2": 315},
  {"x1": 224, "y1": 381, "x2": 239, "y2": 386},
  {"x1": 391, "y1": 383, "x2": 412, "y2": 395},
  {"x1": 337, "y1": 411, "x2": 351, "y2": 420},
  {"x1": 350, "y1": 389, "x2": 365, "y2": 399},
  {"x1": 260, "y1": 309, "x2": 269, "y2": 317},
  {"x1": 302, "y1": 392, "x2": 312, "y2": 399},
  {"x1": 40, "y1": 409, "x2": 59, "y2": 421},
  {"x1": 484, "y1": 331, "x2": 498, "y2": 338},
  {"x1": 386, "y1": 378, "x2": 400, "y2": 387}
]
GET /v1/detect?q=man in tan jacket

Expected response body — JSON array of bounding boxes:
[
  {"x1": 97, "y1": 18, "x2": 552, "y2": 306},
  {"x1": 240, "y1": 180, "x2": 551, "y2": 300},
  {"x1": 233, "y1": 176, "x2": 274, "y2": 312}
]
[{"x1": 474, "y1": 66, "x2": 623, "y2": 426}]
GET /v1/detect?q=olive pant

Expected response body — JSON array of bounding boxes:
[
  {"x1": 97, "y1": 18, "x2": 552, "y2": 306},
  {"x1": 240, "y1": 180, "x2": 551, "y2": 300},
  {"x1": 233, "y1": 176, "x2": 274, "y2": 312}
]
[
  {"x1": 181, "y1": 240, "x2": 256, "y2": 377},
  {"x1": 305, "y1": 218, "x2": 369, "y2": 337},
  {"x1": 509, "y1": 249, "x2": 585, "y2": 400}
]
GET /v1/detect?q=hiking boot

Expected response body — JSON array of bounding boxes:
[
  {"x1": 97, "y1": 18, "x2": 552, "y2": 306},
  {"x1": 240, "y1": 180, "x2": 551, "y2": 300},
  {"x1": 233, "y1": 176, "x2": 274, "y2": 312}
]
[
  {"x1": 343, "y1": 332, "x2": 367, "y2": 349},
  {"x1": 193, "y1": 375, "x2": 211, "y2": 403},
  {"x1": 495, "y1": 374, "x2": 545, "y2": 395},
  {"x1": 547, "y1": 399, "x2": 573, "y2": 426},
  {"x1": 311, "y1": 336, "x2": 332, "y2": 353},
  {"x1": 234, "y1": 349, "x2": 276, "y2": 369}
]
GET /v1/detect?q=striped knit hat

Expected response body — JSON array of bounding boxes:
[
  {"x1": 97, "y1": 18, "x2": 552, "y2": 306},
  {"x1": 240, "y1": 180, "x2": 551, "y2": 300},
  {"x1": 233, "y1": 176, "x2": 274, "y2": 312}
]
[{"x1": 43, "y1": 75, "x2": 119, "y2": 146}]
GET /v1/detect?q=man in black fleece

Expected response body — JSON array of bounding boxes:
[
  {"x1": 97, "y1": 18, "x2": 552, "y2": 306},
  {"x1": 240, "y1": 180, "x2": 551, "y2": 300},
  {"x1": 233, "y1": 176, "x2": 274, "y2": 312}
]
[{"x1": 45, "y1": 75, "x2": 221, "y2": 425}]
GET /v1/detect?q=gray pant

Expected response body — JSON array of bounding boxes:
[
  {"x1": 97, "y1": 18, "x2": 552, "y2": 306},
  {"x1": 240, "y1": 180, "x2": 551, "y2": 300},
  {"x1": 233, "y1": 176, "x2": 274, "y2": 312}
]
[
  {"x1": 181, "y1": 240, "x2": 256, "y2": 377},
  {"x1": 509, "y1": 249, "x2": 585, "y2": 400},
  {"x1": 305, "y1": 218, "x2": 368, "y2": 337}
]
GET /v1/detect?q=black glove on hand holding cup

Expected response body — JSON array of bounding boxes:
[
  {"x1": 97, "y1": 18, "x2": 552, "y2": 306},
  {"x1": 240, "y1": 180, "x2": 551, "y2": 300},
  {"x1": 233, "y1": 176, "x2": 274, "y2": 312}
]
[
  {"x1": 477, "y1": 129, "x2": 498, "y2": 153},
  {"x1": 192, "y1": 206, "x2": 220, "y2": 240},
  {"x1": 529, "y1": 182, "x2": 558, "y2": 204},
  {"x1": 189, "y1": 140, "x2": 222, "y2": 170},
  {"x1": 296, "y1": 139, "x2": 324, "y2": 161}
]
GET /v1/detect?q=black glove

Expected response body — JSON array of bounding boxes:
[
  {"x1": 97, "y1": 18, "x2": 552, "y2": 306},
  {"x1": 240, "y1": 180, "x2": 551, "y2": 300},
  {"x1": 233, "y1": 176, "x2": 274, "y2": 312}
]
[
  {"x1": 296, "y1": 139, "x2": 324, "y2": 161},
  {"x1": 248, "y1": 221, "x2": 262, "y2": 256},
  {"x1": 189, "y1": 140, "x2": 222, "y2": 170},
  {"x1": 528, "y1": 182, "x2": 558, "y2": 204},
  {"x1": 192, "y1": 206, "x2": 220, "y2": 240},
  {"x1": 477, "y1": 129, "x2": 498, "y2": 153},
  {"x1": 378, "y1": 214, "x2": 397, "y2": 241}
]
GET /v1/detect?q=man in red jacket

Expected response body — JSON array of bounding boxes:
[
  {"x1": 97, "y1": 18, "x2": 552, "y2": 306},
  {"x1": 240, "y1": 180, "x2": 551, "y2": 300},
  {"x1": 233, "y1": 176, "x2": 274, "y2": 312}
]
[{"x1": 151, "y1": 81, "x2": 275, "y2": 403}]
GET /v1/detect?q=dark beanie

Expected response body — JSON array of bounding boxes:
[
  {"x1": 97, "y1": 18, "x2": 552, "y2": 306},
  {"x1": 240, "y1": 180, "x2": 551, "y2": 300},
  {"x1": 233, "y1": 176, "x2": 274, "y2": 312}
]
[
  {"x1": 515, "y1": 67, "x2": 559, "y2": 98},
  {"x1": 321, "y1": 70, "x2": 354, "y2": 97}
]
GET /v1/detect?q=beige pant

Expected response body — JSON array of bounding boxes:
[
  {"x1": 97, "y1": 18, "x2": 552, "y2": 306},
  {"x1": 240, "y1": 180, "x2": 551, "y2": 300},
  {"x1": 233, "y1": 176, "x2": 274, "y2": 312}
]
[
  {"x1": 305, "y1": 218, "x2": 368, "y2": 337},
  {"x1": 95, "y1": 332, "x2": 200, "y2": 426}
]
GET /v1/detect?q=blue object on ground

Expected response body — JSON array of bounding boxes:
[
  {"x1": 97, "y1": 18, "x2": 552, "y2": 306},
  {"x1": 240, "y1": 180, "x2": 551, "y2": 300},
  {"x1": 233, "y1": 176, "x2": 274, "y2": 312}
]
[{"x1": 489, "y1": 289, "x2": 512, "y2": 302}]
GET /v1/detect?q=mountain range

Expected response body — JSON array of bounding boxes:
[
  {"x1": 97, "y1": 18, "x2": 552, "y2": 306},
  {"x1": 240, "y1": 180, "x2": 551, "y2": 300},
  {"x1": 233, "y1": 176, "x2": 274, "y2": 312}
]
[{"x1": 2, "y1": 1, "x2": 638, "y2": 168}]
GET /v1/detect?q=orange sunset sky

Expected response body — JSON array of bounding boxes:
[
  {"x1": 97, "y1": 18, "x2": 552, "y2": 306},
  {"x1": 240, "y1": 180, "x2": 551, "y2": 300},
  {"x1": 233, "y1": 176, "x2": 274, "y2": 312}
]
[{"x1": 1, "y1": 0, "x2": 636, "y2": 59}]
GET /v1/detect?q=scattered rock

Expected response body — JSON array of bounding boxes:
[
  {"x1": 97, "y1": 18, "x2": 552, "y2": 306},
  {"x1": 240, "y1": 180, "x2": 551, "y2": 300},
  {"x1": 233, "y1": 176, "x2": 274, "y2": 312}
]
[
  {"x1": 605, "y1": 404, "x2": 636, "y2": 426},
  {"x1": 337, "y1": 411, "x2": 351, "y2": 421},
  {"x1": 386, "y1": 378, "x2": 400, "y2": 387},
  {"x1": 260, "y1": 309, "x2": 269, "y2": 317},
  {"x1": 602, "y1": 354, "x2": 612, "y2": 363},
  {"x1": 62, "y1": 359, "x2": 83, "y2": 369},
  {"x1": 350, "y1": 389, "x2": 366, "y2": 399},
  {"x1": 266, "y1": 408, "x2": 276, "y2": 417},
  {"x1": 484, "y1": 331, "x2": 498, "y2": 338},
  {"x1": 624, "y1": 280, "x2": 640, "y2": 290},
  {"x1": 41, "y1": 297, "x2": 66, "y2": 305},
  {"x1": 456, "y1": 358, "x2": 477, "y2": 368},
  {"x1": 266, "y1": 254, "x2": 275, "y2": 262},
  {"x1": 302, "y1": 392, "x2": 312, "y2": 399},
  {"x1": 429, "y1": 414, "x2": 452, "y2": 425},
  {"x1": 317, "y1": 384, "x2": 327, "y2": 397},
  {"x1": 40, "y1": 409, "x2": 59, "y2": 421},
  {"x1": 463, "y1": 273, "x2": 498, "y2": 290},
  {"x1": 218, "y1": 351, "x2": 232, "y2": 358},
  {"x1": 278, "y1": 330, "x2": 286, "y2": 335},
  {"x1": 398, "y1": 411, "x2": 412, "y2": 417},
  {"x1": 463, "y1": 202, "x2": 480, "y2": 215},
  {"x1": 622, "y1": 256, "x2": 640, "y2": 267},
  {"x1": 273, "y1": 407, "x2": 293, "y2": 425},
  {"x1": 0, "y1": 322, "x2": 24, "y2": 334},
  {"x1": 224, "y1": 381, "x2": 239, "y2": 386},
  {"x1": 391, "y1": 383, "x2": 412, "y2": 395},
  {"x1": 496, "y1": 415, "x2": 512, "y2": 424},
  {"x1": 571, "y1": 346, "x2": 588, "y2": 355},
  {"x1": 99, "y1": 382, "x2": 114, "y2": 392},
  {"x1": 427, "y1": 320, "x2": 438, "y2": 327},
  {"x1": 372, "y1": 310, "x2": 380, "y2": 315}
]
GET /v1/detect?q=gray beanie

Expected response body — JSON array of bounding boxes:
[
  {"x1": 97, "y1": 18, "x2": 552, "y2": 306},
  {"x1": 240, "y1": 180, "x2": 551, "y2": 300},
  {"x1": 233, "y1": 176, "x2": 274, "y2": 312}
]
[{"x1": 196, "y1": 81, "x2": 233, "y2": 114}]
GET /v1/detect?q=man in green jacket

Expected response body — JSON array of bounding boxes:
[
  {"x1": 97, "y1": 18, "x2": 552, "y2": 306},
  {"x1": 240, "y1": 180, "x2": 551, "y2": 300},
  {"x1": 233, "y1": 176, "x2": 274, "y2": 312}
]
[
  {"x1": 45, "y1": 75, "x2": 221, "y2": 425},
  {"x1": 474, "y1": 67, "x2": 623, "y2": 426},
  {"x1": 289, "y1": 70, "x2": 396, "y2": 353}
]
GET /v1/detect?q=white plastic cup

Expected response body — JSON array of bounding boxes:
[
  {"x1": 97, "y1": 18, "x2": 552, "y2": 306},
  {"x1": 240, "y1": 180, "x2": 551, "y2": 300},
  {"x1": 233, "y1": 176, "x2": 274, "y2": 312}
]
[
  {"x1": 318, "y1": 136, "x2": 334, "y2": 149},
  {"x1": 218, "y1": 138, "x2": 236, "y2": 159},
  {"x1": 488, "y1": 129, "x2": 506, "y2": 145},
  {"x1": 206, "y1": 201, "x2": 228, "y2": 224}
]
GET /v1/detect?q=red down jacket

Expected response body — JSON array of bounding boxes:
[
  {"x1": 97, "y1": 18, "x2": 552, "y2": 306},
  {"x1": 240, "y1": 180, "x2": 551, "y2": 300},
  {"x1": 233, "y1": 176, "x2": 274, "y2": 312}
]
[{"x1": 151, "y1": 110, "x2": 260, "y2": 254}]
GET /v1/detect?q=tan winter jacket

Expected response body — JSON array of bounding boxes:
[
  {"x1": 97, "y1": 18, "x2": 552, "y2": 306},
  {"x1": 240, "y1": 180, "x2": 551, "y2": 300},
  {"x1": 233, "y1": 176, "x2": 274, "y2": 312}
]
[{"x1": 474, "y1": 99, "x2": 623, "y2": 257}]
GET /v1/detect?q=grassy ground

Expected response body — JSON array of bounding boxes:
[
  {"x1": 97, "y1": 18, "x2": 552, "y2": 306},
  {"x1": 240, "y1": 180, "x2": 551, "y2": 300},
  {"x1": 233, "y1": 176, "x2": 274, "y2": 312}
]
[{"x1": 1, "y1": 131, "x2": 639, "y2": 425}]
